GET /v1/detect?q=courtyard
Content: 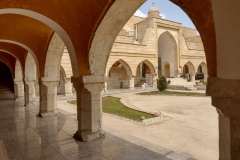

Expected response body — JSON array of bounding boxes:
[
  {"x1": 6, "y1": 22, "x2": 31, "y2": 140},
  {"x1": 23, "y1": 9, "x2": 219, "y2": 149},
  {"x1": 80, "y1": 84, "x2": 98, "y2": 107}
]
[{"x1": 58, "y1": 91, "x2": 218, "y2": 160}]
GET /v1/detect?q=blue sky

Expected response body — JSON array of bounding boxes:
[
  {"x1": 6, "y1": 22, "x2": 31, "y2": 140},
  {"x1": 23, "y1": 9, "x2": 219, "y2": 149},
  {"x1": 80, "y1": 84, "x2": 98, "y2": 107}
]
[{"x1": 134, "y1": 0, "x2": 196, "y2": 29}]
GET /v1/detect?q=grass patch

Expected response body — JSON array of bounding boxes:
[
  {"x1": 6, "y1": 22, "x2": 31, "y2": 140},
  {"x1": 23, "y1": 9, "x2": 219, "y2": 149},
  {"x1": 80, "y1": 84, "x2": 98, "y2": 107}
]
[
  {"x1": 68, "y1": 97, "x2": 154, "y2": 121},
  {"x1": 137, "y1": 90, "x2": 206, "y2": 97}
]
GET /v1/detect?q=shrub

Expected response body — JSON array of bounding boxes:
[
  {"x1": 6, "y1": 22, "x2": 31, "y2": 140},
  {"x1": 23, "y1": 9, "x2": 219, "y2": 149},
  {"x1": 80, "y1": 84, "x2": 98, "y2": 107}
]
[{"x1": 157, "y1": 76, "x2": 168, "y2": 91}]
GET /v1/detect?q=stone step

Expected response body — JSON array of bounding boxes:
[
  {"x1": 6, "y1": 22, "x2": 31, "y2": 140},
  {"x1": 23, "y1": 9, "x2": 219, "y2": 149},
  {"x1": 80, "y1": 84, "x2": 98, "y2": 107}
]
[{"x1": 135, "y1": 80, "x2": 146, "y2": 87}]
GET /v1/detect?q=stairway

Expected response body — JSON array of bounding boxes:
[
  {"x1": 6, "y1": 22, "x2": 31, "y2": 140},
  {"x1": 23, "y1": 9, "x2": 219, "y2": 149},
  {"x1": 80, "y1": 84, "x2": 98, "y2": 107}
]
[
  {"x1": 135, "y1": 79, "x2": 146, "y2": 87},
  {"x1": 167, "y1": 78, "x2": 197, "y2": 91},
  {"x1": 0, "y1": 81, "x2": 14, "y2": 99}
]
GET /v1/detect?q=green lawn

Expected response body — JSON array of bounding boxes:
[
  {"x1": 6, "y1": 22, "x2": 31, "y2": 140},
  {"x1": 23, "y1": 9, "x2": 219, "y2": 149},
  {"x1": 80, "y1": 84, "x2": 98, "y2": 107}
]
[
  {"x1": 68, "y1": 96, "x2": 154, "y2": 121},
  {"x1": 137, "y1": 90, "x2": 207, "y2": 97}
]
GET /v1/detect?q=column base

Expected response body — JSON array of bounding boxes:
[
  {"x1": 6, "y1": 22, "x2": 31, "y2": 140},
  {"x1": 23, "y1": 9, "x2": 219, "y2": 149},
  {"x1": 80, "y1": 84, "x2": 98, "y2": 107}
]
[
  {"x1": 38, "y1": 111, "x2": 57, "y2": 117},
  {"x1": 73, "y1": 131, "x2": 105, "y2": 142},
  {"x1": 15, "y1": 97, "x2": 25, "y2": 105}
]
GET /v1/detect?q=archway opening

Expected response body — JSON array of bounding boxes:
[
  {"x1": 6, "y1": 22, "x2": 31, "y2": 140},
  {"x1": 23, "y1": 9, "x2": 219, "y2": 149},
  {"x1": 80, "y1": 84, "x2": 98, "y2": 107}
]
[
  {"x1": 98, "y1": 1, "x2": 215, "y2": 159},
  {"x1": 0, "y1": 61, "x2": 14, "y2": 99},
  {"x1": 135, "y1": 61, "x2": 153, "y2": 87},
  {"x1": 108, "y1": 60, "x2": 131, "y2": 89},
  {"x1": 158, "y1": 32, "x2": 177, "y2": 78},
  {"x1": 57, "y1": 67, "x2": 66, "y2": 95},
  {"x1": 183, "y1": 64, "x2": 189, "y2": 75},
  {"x1": 182, "y1": 62, "x2": 195, "y2": 82}
]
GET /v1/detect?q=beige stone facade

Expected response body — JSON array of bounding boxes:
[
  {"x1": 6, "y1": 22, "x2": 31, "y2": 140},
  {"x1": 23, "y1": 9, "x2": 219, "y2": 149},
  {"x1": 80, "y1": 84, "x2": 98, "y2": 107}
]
[
  {"x1": 58, "y1": 6, "x2": 207, "y2": 91},
  {"x1": 105, "y1": 6, "x2": 207, "y2": 89}
]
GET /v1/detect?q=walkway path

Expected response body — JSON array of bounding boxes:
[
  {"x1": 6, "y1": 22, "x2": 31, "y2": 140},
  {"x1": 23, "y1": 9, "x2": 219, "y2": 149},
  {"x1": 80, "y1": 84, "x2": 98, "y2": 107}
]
[{"x1": 58, "y1": 91, "x2": 218, "y2": 160}]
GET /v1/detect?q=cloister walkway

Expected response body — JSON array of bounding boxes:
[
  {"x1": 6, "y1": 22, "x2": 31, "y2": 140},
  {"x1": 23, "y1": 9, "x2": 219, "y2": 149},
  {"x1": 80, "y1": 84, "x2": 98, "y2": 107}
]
[{"x1": 0, "y1": 99, "x2": 196, "y2": 160}]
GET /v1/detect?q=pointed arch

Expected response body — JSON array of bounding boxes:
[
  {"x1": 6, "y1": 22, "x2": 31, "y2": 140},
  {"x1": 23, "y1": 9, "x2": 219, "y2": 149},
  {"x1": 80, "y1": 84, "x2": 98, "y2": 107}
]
[
  {"x1": 107, "y1": 59, "x2": 133, "y2": 89},
  {"x1": 158, "y1": 31, "x2": 178, "y2": 78},
  {"x1": 0, "y1": 9, "x2": 79, "y2": 76},
  {"x1": 199, "y1": 62, "x2": 207, "y2": 74},
  {"x1": 15, "y1": 60, "x2": 23, "y2": 81},
  {"x1": 136, "y1": 60, "x2": 156, "y2": 76},
  {"x1": 25, "y1": 52, "x2": 37, "y2": 81},
  {"x1": 43, "y1": 33, "x2": 65, "y2": 81},
  {"x1": 183, "y1": 61, "x2": 195, "y2": 76},
  {"x1": 108, "y1": 59, "x2": 133, "y2": 77}
]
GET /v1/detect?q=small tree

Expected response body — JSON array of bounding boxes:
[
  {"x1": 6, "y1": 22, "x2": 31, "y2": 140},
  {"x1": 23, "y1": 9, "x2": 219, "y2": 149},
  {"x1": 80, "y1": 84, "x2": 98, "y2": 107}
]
[{"x1": 157, "y1": 76, "x2": 168, "y2": 91}]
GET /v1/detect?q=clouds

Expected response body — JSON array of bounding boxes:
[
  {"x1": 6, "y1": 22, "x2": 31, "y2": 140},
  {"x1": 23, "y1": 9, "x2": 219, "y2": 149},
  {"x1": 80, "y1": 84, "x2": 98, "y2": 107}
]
[
  {"x1": 160, "y1": 13, "x2": 166, "y2": 19},
  {"x1": 134, "y1": 10, "x2": 147, "y2": 18},
  {"x1": 134, "y1": 9, "x2": 166, "y2": 19}
]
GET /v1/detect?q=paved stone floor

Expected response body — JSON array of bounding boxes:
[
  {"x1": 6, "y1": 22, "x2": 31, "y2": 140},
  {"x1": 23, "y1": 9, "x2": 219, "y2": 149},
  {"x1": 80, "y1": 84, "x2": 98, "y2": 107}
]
[
  {"x1": 105, "y1": 92, "x2": 219, "y2": 160},
  {"x1": 0, "y1": 99, "x2": 197, "y2": 160}
]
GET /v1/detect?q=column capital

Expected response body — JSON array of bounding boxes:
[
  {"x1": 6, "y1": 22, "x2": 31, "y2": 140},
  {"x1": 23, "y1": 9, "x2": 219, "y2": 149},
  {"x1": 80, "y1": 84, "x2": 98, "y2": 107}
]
[
  {"x1": 207, "y1": 77, "x2": 240, "y2": 121},
  {"x1": 71, "y1": 76, "x2": 106, "y2": 92},
  {"x1": 207, "y1": 76, "x2": 240, "y2": 97},
  {"x1": 71, "y1": 76, "x2": 107, "y2": 84},
  {"x1": 38, "y1": 78, "x2": 59, "y2": 86}
]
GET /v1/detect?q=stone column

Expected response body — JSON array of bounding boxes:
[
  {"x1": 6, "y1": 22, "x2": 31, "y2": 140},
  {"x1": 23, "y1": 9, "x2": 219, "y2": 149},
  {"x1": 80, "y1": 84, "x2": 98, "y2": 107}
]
[
  {"x1": 24, "y1": 79, "x2": 36, "y2": 106},
  {"x1": 72, "y1": 76, "x2": 105, "y2": 142},
  {"x1": 207, "y1": 77, "x2": 240, "y2": 160},
  {"x1": 190, "y1": 74, "x2": 195, "y2": 82},
  {"x1": 129, "y1": 76, "x2": 135, "y2": 90},
  {"x1": 38, "y1": 79, "x2": 58, "y2": 117},
  {"x1": 104, "y1": 82, "x2": 108, "y2": 92},
  {"x1": 153, "y1": 75, "x2": 157, "y2": 89},
  {"x1": 64, "y1": 79, "x2": 73, "y2": 96},
  {"x1": 14, "y1": 80, "x2": 25, "y2": 104}
]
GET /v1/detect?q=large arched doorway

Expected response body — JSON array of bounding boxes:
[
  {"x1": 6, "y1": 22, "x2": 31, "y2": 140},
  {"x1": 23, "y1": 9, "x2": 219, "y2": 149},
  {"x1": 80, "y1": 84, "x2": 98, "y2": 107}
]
[
  {"x1": 158, "y1": 31, "x2": 177, "y2": 78},
  {"x1": 107, "y1": 60, "x2": 132, "y2": 89},
  {"x1": 0, "y1": 61, "x2": 14, "y2": 99}
]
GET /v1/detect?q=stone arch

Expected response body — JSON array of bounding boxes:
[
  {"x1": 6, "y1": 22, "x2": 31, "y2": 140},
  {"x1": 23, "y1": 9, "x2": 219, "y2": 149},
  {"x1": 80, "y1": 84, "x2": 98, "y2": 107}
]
[
  {"x1": 89, "y1": 0, "x2": 146, "y2": 76},
  {"x1": 198, "y1": 62, "x2": 207, "y2": 74},
  {"x1": 135, "y1": 60, "x2": 156, "y2": 87},
  {"x1": 108, "y1": 59, "x2": 132, "y2": 77},
  {"x1": 0, "y1": 9, "x2": 79, "y2": 77},
  {"x1": 158, "y1": 31, "x2": 178, "y2": 78},
  {"x1": 25, "y1": 53, "x2": 37, "y2": 81},
  {"x1": 0, "y1": 50, "x2": 24, "y2": 79},
  {"x1": 43, "y1": 33, "x2": 65, "y2": 82},
  {"x1": 182, "y1": 61, "x2": 195, "y2": 81},
  {"x1": 107, "y1": 59, "x2": 132, "y2": 89},
  {"x1": 0, "y1": 40, "x2": 40, "y2": 77},
  {"x1": 183, "y1": 62, "x2": 195, "y2": 76},
  {"x1": 0, "y1": 60, "x2": 14, "y2": 80},
  {"x1": 196, "y1": 62, "x2": 208, "y2": 80},
  {"x1": 15, "y1": 60, "x2": 23, "y2": 81}
]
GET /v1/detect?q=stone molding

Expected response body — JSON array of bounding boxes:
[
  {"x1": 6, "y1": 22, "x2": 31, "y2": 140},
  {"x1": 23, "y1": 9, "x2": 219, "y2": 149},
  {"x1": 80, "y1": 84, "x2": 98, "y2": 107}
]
[
  {"x1": 212, "y1": 97, "x2": 240, "y2": 122},
  {"x1": 71, "y1": 76, "x2": 106, "y2": 84},
  {"x1": 207, "y1": 77, "x2": 240, "y2": 121},
  {"x1": 39, "y1": 79, "x2": 59, "y2": 87},
  {"x1": 207, "y1": 76, "x2": 240, "y2": 97}
]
